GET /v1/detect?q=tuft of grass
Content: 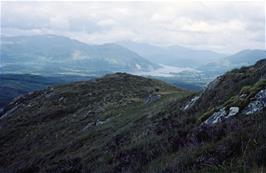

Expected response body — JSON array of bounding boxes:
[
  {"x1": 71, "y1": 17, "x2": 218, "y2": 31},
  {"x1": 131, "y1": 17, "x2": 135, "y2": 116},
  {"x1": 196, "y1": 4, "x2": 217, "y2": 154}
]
[
  {"x1": 225, "y1": 79, "x2": 266, "y2": 109},
  {"x1": 197, "y1": 79, "x2": 266, "y2": 124},
  {"x1": 197, "y1": 107, "x2": 216, "y2": 123}
]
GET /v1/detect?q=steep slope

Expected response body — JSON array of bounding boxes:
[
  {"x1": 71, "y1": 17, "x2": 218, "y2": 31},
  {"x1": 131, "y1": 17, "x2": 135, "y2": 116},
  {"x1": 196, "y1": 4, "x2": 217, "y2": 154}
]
[
  {"x1": 1, "y1": 35, "x2": 159, "y2": 75},
  {"x1": 118, "y1": 41, "x2": 226, "y2": 68},
  {"x1": 0, "y1": 74, "x2": 93, "y2": 109},
  {"x1": 191, "y1": 59, "x2": 266, "y2": 115},
  {"x1": 0, "y1": 73, "x2": 190, "y2": 172},
  {"x1": 0, "y1": 59, "x2": 266, "y2": 173}
]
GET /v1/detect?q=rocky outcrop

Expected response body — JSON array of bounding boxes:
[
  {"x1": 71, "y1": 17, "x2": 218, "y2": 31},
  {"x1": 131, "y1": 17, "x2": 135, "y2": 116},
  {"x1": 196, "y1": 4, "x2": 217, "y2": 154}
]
[
  {"x1": 0, "y1": 106, "x2": 19, "y2": 120},
  {"x1": 204, "y1": 108, "x2": 227, "y2": 125},
  {"x1": 192, "y1": 59, "x2": 266, "y2": 117},
  {"x1": 144, "y1": 95, "x2": 161, "y2": 104},
  {"x1": 227, "y1": 107, "x2": 240, "y2": 117},
  {"x1": 183, "y1": 96, "x2": 200, "y2": 111},
  {"x1": 204, "y1": 106, "x2": 240, "y2": 125},
  {"x1": 205, "y1": 88, "x2": 266, "y2": 125},
  {"x1": 243, "y1": 88, "x2": 266, "y2": 115}
]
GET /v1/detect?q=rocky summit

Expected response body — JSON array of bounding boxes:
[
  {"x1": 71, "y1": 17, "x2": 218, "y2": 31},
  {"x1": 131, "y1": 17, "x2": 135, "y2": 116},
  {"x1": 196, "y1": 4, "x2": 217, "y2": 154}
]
[{"x1": 0, "y1": 60, "x2": 266, "y2": 173}]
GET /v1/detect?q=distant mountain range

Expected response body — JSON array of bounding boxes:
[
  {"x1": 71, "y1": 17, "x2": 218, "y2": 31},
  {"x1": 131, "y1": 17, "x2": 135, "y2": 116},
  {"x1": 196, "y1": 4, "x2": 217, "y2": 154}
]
[
  {"x1": 225, "y1": 49, "x2": 266, "y2": 65},
  {"x1": 118, "y1": 41, "x2": 227, "y2": 67},
  {"x1": 1, "y1": 34, "x2": 265, "y2": 92},
  {"x1": 198, "y1": 49, "x2": 266, "y2": 77},
  {"x1": 118, "y1": 41, "x2": 266, "y2": 75},
  {"x1": 1, "y1": 35, "x2": 159, "y2": 75},
  {"x1": 117, "y1": 41, "x2": 266, "y2": 84},
  {"x1": 1, "y1": 35, "x2": 265, "y2": 78}
]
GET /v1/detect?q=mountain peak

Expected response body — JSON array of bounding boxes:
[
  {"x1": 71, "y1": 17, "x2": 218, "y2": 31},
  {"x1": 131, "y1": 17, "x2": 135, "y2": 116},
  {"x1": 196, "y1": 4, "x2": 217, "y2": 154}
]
[{"x1": 1, "y1": 35, "x2": 158, "y2": 75}]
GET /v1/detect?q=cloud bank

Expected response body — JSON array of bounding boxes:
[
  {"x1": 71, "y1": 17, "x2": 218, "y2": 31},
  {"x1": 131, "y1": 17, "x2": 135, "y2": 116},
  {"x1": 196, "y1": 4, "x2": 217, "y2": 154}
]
[{"x1": 1, "y1": 1, "x2": 265, "y2": 53}]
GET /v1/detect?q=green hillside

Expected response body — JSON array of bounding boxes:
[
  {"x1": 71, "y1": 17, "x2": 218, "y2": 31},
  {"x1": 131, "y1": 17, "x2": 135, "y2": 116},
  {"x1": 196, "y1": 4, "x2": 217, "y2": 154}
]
[{"x1": 0, "y1": 60, "x2": 265, "y2": 173}]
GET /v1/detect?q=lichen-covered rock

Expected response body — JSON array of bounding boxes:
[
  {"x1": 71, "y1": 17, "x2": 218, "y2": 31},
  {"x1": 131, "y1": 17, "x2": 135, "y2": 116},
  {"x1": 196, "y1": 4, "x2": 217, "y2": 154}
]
[
  {"x1": 242, "y1": 89, "x2": 266, "y2": 115},
  {"x1": 255, "y1": 88, "x2": 266, "y2": 101},
  {"x1": 0, "y1": 106, "x2": 19, "y2": 120},
  {"x1": 204, "y1": 106, "x2": 240, "y2": 125},
  {"x1": 144, "y1": 95, "x2": 161, "y2": 104},
  {"x1": 183, "y1": 96, "x2": 200, "y2": 111},
  {"x1": 205, "y1": 108, "x2": 227, "y2": 125},
  {"x1": 227, "y1": 107, "x2": 239, "y2": 117},
  {"x1": 239, "y1": 94, "x2": 248, "y2": 100}
]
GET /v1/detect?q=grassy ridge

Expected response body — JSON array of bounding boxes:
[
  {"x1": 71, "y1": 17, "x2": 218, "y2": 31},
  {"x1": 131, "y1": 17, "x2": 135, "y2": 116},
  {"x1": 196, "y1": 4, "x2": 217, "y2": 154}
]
[{"x1": 0, "y1": 63, "x2": 265, "y2": 173}]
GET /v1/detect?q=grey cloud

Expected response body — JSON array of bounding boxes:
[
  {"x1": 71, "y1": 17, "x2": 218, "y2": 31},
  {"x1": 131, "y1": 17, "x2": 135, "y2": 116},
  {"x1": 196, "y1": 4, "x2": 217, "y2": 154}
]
[{"x1": 1, "y1": 1, "x2": 265, "y2": 53}]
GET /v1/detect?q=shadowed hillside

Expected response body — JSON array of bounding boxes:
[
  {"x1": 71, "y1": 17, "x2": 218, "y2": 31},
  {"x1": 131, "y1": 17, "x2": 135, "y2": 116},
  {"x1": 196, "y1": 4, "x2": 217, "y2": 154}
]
[
  {"x1": 0, "y1": 74, "x2": 93, "y2": 109},
  {"x1": 0, "y1": 60, "x2": 265, "y2": 172}
]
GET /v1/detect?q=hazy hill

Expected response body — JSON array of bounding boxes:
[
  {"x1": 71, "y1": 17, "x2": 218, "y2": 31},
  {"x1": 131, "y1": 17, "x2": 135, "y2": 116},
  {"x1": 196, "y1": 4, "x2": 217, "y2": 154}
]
[
  {"x1": 118, "y1": 41, "x2": 227, "y2": 67},
  {"x1": 1, "y1": 35, "x2": 159, "y2": 75},
  {"x1": 0, "y1": 60, "x2": 265, "y2": 173},
  {"x1": 198, "y1": 49, "x2": 266, "y2": 77},
  {"x1": 225, "y1": 49, "x2": 266, "y2": 65}
]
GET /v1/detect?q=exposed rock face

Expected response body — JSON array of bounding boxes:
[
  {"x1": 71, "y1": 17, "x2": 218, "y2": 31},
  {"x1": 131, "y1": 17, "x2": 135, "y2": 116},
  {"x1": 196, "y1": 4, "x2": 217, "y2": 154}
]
[
  {"x1": 204, "y1": 108, "x2": 227, "y2": 125},
  {"x1": 243, "y1": 88, "x2": 266, "y2": 115},
  {"x1": 227, "y1": 107, "x2": 239, "y2": 117},
  {"x1": 183, "y1": 96, "x2": 200, "y2": 111},
  {"x1": 205, "y1": 88, "x2": 266, "y2": 125},
  {"x1": 240, "y1": 94, "x2": 248, "y2": 100},
  {"x1": 144, "y1": 95, "x2": 161, "y2": 104},
  {"x1": 0, "y1": 106, "x2": 19, "y2": 120},
  {"x1": 205, "y1": 106, "x2": 240, "y2": 125},
  {"x1": 192, "y1": 59, "x2": 266, "y2": 116}
]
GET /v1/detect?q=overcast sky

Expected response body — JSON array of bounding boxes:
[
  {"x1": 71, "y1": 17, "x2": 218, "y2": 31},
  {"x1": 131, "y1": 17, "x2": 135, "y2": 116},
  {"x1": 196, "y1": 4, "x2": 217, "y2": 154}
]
[{"x1": 1, "y1": 1, "x2": 265, "y2": 53}]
